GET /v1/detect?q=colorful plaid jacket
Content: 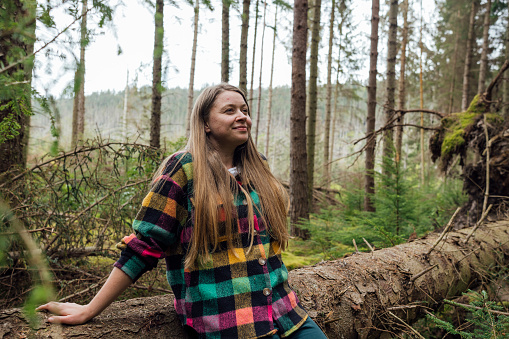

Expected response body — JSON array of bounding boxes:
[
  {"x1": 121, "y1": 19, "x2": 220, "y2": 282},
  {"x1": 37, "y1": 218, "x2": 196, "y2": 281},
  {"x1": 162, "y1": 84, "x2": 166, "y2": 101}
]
[{"x1": 114, "y1": 152, "x2": 308, "y2": 338}]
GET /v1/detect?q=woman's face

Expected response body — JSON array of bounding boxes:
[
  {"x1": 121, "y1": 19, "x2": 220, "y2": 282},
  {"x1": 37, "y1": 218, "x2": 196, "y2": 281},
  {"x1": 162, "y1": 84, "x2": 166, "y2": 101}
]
[{"x1": 205, "y1": 91, "x2": 252, "y2": 153}]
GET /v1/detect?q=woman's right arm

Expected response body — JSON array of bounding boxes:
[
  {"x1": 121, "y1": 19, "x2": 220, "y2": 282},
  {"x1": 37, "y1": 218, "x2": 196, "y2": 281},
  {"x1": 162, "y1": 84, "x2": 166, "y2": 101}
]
[{"x1": 36, "y1": 267, "x2": 132, "y2": 325}]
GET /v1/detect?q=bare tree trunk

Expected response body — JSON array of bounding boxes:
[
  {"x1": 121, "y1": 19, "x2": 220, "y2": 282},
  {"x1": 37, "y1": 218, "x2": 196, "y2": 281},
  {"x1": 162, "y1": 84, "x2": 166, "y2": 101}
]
[
  {"x1": 329, "y1": 52, "x2": 341, "y2": 175},
  {"x1": 254, "y1": 1, "x2": 267, "y2": 145},
  {"x1": 150, "y1": 0, "x2": 164, "y2": 149},
  {"x1": 447, "y1": 22, "x2": 460, "y2": 114},
  {"x1": 239, "y1": 0, "x2": 251, "y2": 95},
  {"x1": 0, "y1": 0, "x2": 35, "y2": 184},
  {"x1": 264, "y1": 7, "x2": 278, "y2": 157},
  {"x1": 290, "y1": 0, "x2": 309, "y2": 237},
  {"x1": 248, "y1": 0, "x2": 260, "y2": 106},
  {"x1": 382, "y1": 0, "x2": 398, "y2": 172},
  {"x1": 461, "y1": 0, "x2": 478, "y2": 111},
  {"x1": 71, "y1": 74, "x2": 79, "y2": 147},
  {"x1": 505, "y1": 17, "x2": 509, "y2": 120},
  {"x1": 306, "y1": 0, "x2": 322, "y2": 209},
  {"x1": 186, "y1": 0, "x2": 200, "y2": 137},
  {"x1": 364, "y1": 0, "x2": 379, "y2": 212},
  {"x1": 72, "y1": 0, "x2": 87, "y2": 147},
  {"x1": 323, "y1": 0, "x2": 335, "y2": 189},
  {"x1": 419, "y1": 1, "x2": 425, "y2": 186},
  {"x1": 122, "y1": 71, "x2": 129, "y2": 142},
  {"x1": 221, "y1": 0, "x2": 230, "y2": 83},
  {"x1": 395, "y1": 0, "x2": 408, "y2": 164},
  {"x1": 7, "y1": 220, "x2": 509, "y2": 338},
  {"x1": 477, "y1": 0, "x2": 491, "y2": 94},
  {"x1": 329, "y1": 10, "x2": 345, "y2": 174}
]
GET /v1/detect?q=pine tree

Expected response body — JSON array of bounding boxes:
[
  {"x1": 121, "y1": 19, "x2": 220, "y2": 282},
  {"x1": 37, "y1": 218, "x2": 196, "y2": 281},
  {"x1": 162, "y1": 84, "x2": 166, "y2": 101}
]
[
  {"x1": 290, "y1": 0, "x2": 309, "y2": 237},
  {"x1": 150, "y1": 0, "x2": 164, "y2": 149},
  {"x1": 306, "y1": 0, "x2": 322, "y2": 208},
  {"x1": 365, "y1": 0, "x2": 380, "y2": 212}
]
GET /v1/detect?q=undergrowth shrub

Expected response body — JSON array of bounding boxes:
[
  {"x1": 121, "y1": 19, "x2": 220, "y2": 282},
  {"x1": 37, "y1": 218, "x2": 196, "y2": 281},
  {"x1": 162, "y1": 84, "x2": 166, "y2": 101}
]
[
  {"x1": 294, "y1": 156, "x2": 467, "y2": 261},
  {"x1": 0, "y1": 137, "x2": 186, "y2": 308},
  {"x1": 426, "y1": 290, "x2": 509, "y2": 338}
]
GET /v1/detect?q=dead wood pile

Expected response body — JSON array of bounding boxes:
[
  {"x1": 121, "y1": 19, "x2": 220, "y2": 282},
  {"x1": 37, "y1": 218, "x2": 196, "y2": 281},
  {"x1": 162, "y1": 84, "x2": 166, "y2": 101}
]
[{"x1": 1, "y1": 219, "x2": 508, "y2": 338}]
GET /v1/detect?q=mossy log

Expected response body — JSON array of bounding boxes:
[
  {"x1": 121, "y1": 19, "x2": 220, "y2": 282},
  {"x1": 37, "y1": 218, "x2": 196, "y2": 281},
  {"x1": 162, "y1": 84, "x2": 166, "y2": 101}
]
[
  {"x1": 1, "y1": 220, "x2": 509, "y2": 338},
  {"x1": 430, "y1": 60, "x2": 509, "y2": 172}
]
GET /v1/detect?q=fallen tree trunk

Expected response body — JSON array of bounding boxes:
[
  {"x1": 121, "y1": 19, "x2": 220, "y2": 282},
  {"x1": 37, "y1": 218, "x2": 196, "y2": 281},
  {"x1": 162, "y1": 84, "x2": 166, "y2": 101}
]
[{"x1": 1, "y1": 220, "x2": 508, "y2": 338}]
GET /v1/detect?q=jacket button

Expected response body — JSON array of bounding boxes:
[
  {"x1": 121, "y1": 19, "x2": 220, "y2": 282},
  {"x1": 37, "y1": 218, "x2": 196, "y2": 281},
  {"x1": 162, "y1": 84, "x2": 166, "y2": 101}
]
[
  {"x1": 263, "y1": 288, "x2": 271, "y2": 296},
  {"x1": 258, "y1": 257, "x2": 266, "y2": 265}
]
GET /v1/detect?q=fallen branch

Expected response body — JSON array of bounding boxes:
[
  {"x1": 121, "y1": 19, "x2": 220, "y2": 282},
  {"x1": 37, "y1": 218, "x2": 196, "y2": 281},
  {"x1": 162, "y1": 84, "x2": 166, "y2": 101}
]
[
  {"x1": 362, "y1": 237, "x2": 374, "y2": 253},
  {"x1": 0, "y1": 227, "x2": 54, "y2": 236},
  {"x1": 0, "y1": 142, "x2": 157, "y2": 188},
  {"x1": 443, "y1": 299, "x2": 509, "y2": 317},
  {"x1": 58, "y1": 275, "x2": 108, "y2": 302},
  {"x1": 393, "y1": 108, "x2": 445, "y2": 118},
  {"x1": 481, "y1": 60, "x2": 509, "y2": 103},
  {"x1": 463, "y1": 204, "x2": 493, "y2": 244},
  {"x1": 45, "y1": 178, "x2": 150, "y2": 253},
  {"x1": 387, "y1": 311, "x2": 426, "y2": 339},
  {"x1": 352, "y1": 239, "x2": 359, "y2": 253},
  {"x1": 410, "y1": 264, "x2": 438, "y2": 284},
  {"x1": 482, "y1": 114, "x2": 490, "y2": 215},
  {"x1": 427, "y1": 207, "x2": 461, "y2": 255}
]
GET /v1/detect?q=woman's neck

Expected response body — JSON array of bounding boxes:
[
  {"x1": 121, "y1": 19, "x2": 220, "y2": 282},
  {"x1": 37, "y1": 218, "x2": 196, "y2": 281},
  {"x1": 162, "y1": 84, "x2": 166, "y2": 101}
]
[{"x1": 217, "y1": 150, "x2": 234, "y2": 169}]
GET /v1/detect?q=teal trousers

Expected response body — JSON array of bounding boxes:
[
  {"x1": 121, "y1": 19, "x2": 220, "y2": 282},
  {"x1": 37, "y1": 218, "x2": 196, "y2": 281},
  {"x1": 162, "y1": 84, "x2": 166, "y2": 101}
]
[{"x1": 269, "y1": 316, "x2": 328, "y2": 339}]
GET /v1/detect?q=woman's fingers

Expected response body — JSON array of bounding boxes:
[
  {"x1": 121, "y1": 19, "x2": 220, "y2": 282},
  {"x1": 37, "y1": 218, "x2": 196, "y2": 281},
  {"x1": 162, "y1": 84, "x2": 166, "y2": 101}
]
[
  {"x1": 36, "y1": 301, "x2": 62, "y2": 313},
  {"x1": 36, "y1": 302, "x2": 90, "y2": 325},
  {"x1": 47, "y1": 314, "x2": 79, "y2": 325}
]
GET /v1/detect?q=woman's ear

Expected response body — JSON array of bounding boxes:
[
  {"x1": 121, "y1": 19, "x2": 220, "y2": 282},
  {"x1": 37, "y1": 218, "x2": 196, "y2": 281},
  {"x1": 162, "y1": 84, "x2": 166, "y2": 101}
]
[{"x1": 204, "y1": 123, "x2": 210, "y2": 133}]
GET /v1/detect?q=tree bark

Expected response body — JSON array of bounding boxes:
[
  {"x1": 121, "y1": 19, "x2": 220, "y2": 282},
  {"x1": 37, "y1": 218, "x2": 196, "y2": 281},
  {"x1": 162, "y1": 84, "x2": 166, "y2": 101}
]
[
  {"x1": 186, "y1": 0, "x2": 200, "y2": 137},
  {"x1": 306, "y1": 0, "x2": 322, "y2": 209},
  {"x1": 150, "y1": 0, "x2": 164, "y2": 149},
  {"x1": 5, "y1": 220, "x2": 509, "y2": 338},
  {"x1": 238, "y1": 0, "x2": 251, "y2": 95},
  {"x1": 447, "y1": 21, "x2": 460, "y2": 115},
  {"x1": 505, "y1": 17, "x2": 509, "y2": 120},
  {"x1": 395, "y1": 0, "x2": 408, "y2": 164},
  {"x1": 249, "y1": 0, "x2": 260, "y2": 107},
  {"x1": 290, "y1": 0, "x2": 309, "y2": 237},
  {"x1": 364, "y1": 0, "x2": 379, "y2": 212},
  {"x1": 254, "y1": 0, "x2": 267, "y2": 145},
  {"x1": 323, "y1": 0, "x2": 335, "y2": 189},
  {"x1": 477, "y1": 0, "x2": 491, "y2": 94},
  {"x1": 0, "y1": 0, "x2": 36, "y2": 184},
  {"x1": 122, "y1": 71, "x2": 129, "y2": 142},
  {"x1": 461, "y1": 0, "x2": 478, "y2": 111},
  {"x1": 221, "y1": 0, "x2": 230, "y2": 83},
  {"x1": 71, "y1": 0, "x2": 87, "y2": 148},
  {"x1": 419, "y1": 4, "x2": 425, "y2": 186},
  {"x1": 330, "y1": 56, "x2": 340, "y2": 176},
  {"x1": 382, "y1": 0, "x2": 398, "y2": 172},
  {"x1": 264, "y1": 6, "x2": 278, "y2": 157}
]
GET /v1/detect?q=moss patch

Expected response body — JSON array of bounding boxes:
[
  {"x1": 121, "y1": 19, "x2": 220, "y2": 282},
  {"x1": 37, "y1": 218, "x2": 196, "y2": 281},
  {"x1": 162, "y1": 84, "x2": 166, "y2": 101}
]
[
  {"x1": 440, "y1": 95, "x2": 481, "y2": 157},
  {"x1": 282, "y1": 251, "x2": 320, "y2": 271}
]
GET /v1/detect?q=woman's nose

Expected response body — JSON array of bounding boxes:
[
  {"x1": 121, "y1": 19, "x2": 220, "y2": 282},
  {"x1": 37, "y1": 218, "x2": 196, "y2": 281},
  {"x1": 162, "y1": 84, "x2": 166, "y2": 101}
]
[{"x1": 236, "y1": 110, "x2": 247, "y2": 120}]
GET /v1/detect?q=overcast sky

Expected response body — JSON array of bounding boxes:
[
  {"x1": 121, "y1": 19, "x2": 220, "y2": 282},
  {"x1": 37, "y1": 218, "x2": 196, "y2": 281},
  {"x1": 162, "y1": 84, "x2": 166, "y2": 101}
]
[{"x1": 33, "y1": 0, "x2": 436, "y2": 97}]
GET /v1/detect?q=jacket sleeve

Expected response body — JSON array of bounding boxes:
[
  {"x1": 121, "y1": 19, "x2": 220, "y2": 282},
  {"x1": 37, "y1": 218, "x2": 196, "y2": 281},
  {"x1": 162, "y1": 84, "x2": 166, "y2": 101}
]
[{"x1": 114, "y1": 152, "x2": 190, "y2": 282}]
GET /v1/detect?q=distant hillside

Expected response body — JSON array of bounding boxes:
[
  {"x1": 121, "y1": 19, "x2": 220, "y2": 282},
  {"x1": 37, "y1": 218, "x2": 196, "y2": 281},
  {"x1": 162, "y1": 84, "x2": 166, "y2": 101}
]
[{"x1": 29, "y1": 84, "x2": 367, "y2": 180}]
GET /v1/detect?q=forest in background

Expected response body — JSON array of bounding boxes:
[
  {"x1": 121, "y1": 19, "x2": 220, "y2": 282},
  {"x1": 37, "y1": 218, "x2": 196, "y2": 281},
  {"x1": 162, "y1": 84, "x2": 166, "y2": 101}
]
[{"x1": 1, "y1": 0, "x2": 509, "y2": 337}]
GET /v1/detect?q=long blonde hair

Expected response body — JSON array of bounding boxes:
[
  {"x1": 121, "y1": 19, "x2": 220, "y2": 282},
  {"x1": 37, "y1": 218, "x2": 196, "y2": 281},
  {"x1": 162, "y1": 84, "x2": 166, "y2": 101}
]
[{"x1": 156, "y1": 84, "x2": 289, "y2": 269}]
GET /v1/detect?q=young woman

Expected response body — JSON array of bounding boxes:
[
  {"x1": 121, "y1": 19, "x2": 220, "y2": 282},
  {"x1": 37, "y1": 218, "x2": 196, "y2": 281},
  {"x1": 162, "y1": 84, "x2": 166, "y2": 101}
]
[{"x1": 38, "y1": 84, "x2": 327, "y2": 339}]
